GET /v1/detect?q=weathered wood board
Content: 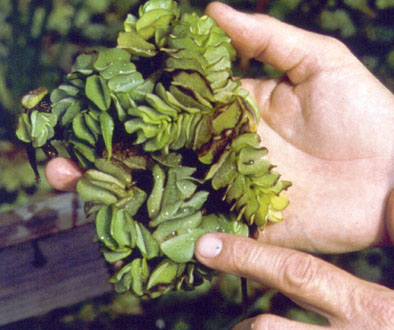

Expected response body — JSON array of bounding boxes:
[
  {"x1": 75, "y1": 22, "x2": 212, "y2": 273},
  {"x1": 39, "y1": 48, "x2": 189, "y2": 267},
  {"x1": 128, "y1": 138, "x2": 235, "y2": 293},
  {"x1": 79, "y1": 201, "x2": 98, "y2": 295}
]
[
  {"x1": 0, "y1": 193, "x2": 112, "y2": 326},
  {"x1": 1, "y1": 192, "x2": 89, "y2": 249}
]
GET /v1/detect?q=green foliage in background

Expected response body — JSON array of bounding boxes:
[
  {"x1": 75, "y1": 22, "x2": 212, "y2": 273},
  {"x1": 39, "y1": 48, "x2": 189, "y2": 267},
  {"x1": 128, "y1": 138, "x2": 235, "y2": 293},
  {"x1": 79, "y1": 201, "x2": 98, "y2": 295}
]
[
  {"x1": 0, "y1": 141, "x2": 52, "y2": 212},
  {"x1": 1, "y1": 0, "x2": 393, "y2": 203}
]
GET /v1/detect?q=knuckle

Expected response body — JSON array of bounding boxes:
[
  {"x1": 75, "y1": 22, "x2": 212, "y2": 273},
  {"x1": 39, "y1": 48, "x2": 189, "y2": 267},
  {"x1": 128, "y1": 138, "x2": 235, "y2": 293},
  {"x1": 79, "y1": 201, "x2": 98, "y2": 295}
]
[
  {"x1": 319, "y1": 35, "x2": 354, "y2": 63},
  {"x1": 280, "y1": 252, "x2": 320, "y2": 294},
  {"x1": 323, "y1": 35, "x2": 348, "y2": 52},
  {"x1": 228, "y1": 239, "x2": 264, "y2": 276}
]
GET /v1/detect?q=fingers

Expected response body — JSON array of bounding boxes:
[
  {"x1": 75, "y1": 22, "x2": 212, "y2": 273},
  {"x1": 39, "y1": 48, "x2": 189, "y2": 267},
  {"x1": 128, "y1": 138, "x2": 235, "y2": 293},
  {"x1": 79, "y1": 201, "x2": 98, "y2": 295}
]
[
  {"x1": 206, "y1": 2, "x2": 353, "y2": 84},
  {"x1": 195, "y1": 233, "x2": 361, "y2": 321},
  {"x1": 44, "y1": 157, "x2": 83, "y2": 191},
  {"x1": 234, "y1": 314, "x2": 325, "y2": 330}
]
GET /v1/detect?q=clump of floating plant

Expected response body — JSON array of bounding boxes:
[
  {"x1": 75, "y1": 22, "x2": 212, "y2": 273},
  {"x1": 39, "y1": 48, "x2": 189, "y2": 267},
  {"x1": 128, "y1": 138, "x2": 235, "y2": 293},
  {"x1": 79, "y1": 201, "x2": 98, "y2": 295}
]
[{"x1": 16, "y1": 0, "x2": 290, "y2": 298}]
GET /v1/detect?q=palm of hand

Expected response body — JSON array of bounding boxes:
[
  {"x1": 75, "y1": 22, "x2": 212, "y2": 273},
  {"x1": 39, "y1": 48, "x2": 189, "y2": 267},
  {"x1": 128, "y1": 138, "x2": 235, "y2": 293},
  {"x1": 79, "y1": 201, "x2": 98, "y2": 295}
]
[{"x1": 248, "y1": 59, "x2": 394, "y2": 253}]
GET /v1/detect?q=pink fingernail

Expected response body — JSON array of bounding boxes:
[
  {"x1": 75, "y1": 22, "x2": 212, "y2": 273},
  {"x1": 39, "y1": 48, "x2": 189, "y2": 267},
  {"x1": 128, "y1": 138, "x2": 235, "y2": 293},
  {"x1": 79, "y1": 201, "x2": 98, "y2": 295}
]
[{"x1": 196, "y1": 234, "x2": 223, "y2": 258}]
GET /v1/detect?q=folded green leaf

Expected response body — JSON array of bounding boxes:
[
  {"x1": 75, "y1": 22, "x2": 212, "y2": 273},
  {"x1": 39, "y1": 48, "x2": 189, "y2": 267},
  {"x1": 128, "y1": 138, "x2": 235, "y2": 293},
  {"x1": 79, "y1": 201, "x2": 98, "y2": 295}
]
[
  {"x1": 100, "y1": 111, "x2": 114, "y2": 159},
  {"x1": 85, "y1": 75, "x2": 111, "y2": 111}
]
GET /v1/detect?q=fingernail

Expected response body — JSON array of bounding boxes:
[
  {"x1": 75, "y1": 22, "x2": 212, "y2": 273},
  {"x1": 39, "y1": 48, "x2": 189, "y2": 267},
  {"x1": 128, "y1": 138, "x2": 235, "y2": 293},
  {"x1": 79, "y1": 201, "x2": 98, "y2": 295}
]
[{"x1": 196, "y1": 234, "x2": 223, "y2": 258}]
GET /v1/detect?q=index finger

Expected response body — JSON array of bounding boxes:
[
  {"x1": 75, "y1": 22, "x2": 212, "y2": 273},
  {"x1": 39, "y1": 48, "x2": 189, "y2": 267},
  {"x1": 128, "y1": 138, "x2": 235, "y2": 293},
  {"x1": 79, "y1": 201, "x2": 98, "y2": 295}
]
[
  {"x1": 195, "y1": 233, "x2": 362, "y2": 322},
  {"x1": 206, "y1": 2, "x2": 354, "y2": 84}
]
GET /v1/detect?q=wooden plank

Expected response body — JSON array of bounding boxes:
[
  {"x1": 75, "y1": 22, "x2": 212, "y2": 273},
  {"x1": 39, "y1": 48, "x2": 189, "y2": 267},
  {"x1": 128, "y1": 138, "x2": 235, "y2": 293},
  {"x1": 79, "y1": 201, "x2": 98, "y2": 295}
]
[
  {"x1": 0, "y1": 193, "x2": 112, "y2": 326},
  {"x1": 0, "y1": 192, "x2": 92, "y2": 249},
  {"x1": 0, "y1": 223, "x2": 112, "y2": 326}
]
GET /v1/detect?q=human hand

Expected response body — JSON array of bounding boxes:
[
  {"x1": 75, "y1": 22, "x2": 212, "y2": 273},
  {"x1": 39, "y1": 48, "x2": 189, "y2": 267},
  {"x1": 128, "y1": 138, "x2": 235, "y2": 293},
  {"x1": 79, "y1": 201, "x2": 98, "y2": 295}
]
[
  {"x1": 205, "y1": 3, "x2": 394, "y2": 253},
  {"x1": 195, "y1": 232, "x2": 394, "y2": 329}
]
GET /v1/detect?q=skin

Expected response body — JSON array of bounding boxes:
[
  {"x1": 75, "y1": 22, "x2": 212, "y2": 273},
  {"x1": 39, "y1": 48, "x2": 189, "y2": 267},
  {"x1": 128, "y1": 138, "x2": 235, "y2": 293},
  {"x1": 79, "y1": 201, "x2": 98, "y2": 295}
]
[
  {"x1": 204, "y1": 3, "x2": 394, "y2": 254},
  {"x1": 45, "y1": 2, "x2": 394, "y2": 328},
  {"x1": 195, "y1": 232, "x2": 394, "y2": 329},
  {"x1": 45, "y1": 157, "x2": 82, "y2": 191}
]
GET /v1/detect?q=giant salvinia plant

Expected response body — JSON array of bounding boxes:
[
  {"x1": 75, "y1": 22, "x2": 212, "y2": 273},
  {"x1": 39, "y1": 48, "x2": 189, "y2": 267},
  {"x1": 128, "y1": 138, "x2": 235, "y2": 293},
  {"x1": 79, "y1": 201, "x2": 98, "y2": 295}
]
[{"x1": 16, "y1": 0, "x2": 291, "y2": 298}]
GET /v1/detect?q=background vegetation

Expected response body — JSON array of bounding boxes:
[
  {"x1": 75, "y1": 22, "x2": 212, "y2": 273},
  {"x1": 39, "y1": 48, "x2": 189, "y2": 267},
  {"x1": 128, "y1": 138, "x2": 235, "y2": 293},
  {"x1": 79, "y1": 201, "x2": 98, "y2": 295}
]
[{"x1": 1, "y1": 0, "x2": 393, "y2": 329}]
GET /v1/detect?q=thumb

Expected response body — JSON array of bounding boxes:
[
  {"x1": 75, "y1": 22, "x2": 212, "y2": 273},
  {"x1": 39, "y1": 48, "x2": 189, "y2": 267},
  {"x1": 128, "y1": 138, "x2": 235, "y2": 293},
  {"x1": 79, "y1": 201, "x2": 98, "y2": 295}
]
[
  {"x1": 385, "y1": 190, "x2": 394, "y2": 244},
  {"x1": 206, "y1": 2, "x2": 354, "y2": 84}
]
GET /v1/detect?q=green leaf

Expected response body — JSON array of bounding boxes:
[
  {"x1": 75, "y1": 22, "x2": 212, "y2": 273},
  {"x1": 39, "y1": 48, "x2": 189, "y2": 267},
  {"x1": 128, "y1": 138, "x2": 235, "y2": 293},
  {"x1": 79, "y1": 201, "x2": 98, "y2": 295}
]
[
  {"x1": 87, "y1": 178, "x2": 128, "y2": 199},
  {"x1": 252, "y1": 173, "x2": 280, "y2": 188},
  {"x1": 153, "y1": 211, "x2": 203, "y2": 243},
  {"x1": 136, "y1": 9, "x2": 175, "y2": 40},
  {"x1": 72, "y1": 53, "x2": 96, "y2": 75},
  {"x1": 29, "y1": 111, "x2": 57, "y2": 147},
  {"x1": 96, "y1": 205, "x2": 118, "y2": 249},
  {"x1": 147, "y1": 258, "x2": 179, "y2": 290},
  {"x1": 212, "y1": 101, "x2": 241, "y2": 135},
  {"x1": 206, "y1": 70, "x2": 230, "y2": 90},
  {"x1": 56, "y1": 99, "x2": 82, "y2": 126},
  {"x1": 212, "y1": 151, "x2": 237, "y2": 190},
  {"x1": 160, "y1": 228, "x2": 205, "y2": 263},
  {"x1": 95, "y1": 158, "x2": 132, "y2": 186},
  {"x1": 16, "y1": 114, "x2": 32, "y2": 143},
  {"x1": 270, "y1": 194, "x2": 290, "y2": 211},
  {"x1": 103, "y1": 248, "x2": 132, "y2": 263},
  {"x1": 150, "y1": 200, "x2": 183, "y2": 226},
  {"x1": 169, "y1": 85, "x2": 211, "y2": 113},
  {"x1": 94, "y1": 48, "x2": 131, "y2": 71},
  {"x1": 145, "y1": 93, "x2": 178, "y2": 117},
  {"x1": 181, "y1": 191, "x2": 209, "y2": 210},
  {"x1": 166, "y1": 56, "x2": 206, "y2": 75},
  {"x1": 201, "y1": 213, "x2": 249, "y2": 237},
  {"x1": 172, "y1": 71, "x2": 214, "y2": 103},
  {"x1": 116, "y1": 187, "x2": 147, "y2": 216},
  {"x1": 85, "y1": 169, "x2": 125, "y2": 189},
  {"x1": 124, "y1": 14, "x2": 137, "y2": 32},
  {"x1": 140, "y1": 0, "x2": 179, "y2": 15},
  {"x1": 232, "y1": 133, "x2": 261, "y2": 151},
  {"x1": 100, "y1": 61, "x2": 136, "y2": 80},
  {"x1": 254, "y1": 194, "x2": 271, "y2": 228},
  {"x1": 237, "y1": 146, "x2": 270, "y2": 176},
  {"x1": 192, "y1": 115, "x2": 212, "y2": 150},
  {"x1": 176, "y1": 179, "x2": 197, "y2": 199},
  {"x1": 117, "y1": 31, "x2": 157, "y2": 57},
  {"x1": 21, "y1": 87, "x2": 48, "y2": 109},
  {"x1": 85, "y1": 75, "x2": 111, "y2": 111},
  {"x1": 111, "y1": 209, "x2": 133, "y2": 247},
  {"x1": 100, "y1": 111, "x2": 114, "y2": 159},
  {"x1": 225, "y1": 174, "x2": 245, "y2": 202},
  {"x1": 110, "y1": 263, "x2": 132, "y2": 293},
  {"x1": 130, "y1": 258, "x2": 149, "y2": 296},
  {"x1": 77, "y1": 177, "x2": 118, "y2": 204},
  {"x1": 107, "y1": 72, "x2": 144, "y2": 93},
  {"x1": 147, "y1": 164, "x2": 166, "y2": 218},
  {"x1": 71, "y1": 139, "x2": 96, "y2": 164},
  {"x1": 135, "y1": 222, "x2": 159, "y2": 259},
  {"x1": 72, "y1": 113, "x2": 97, "y2": 146}
]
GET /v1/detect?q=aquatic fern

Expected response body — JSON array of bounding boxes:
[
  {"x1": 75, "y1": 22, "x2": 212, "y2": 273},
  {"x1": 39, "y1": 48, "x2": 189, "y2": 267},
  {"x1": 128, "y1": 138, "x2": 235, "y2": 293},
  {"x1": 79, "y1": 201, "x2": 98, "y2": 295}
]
[{"x1": 16, "y1": 0, "x2": 290, "y2": 297}]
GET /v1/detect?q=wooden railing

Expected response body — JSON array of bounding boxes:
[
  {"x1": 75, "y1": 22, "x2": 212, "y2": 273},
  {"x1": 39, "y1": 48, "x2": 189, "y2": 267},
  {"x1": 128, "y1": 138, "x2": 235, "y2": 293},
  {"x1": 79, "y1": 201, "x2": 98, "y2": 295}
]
[{"x1": 0, "y1": 193, "x2": 111, "y2": 326}]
